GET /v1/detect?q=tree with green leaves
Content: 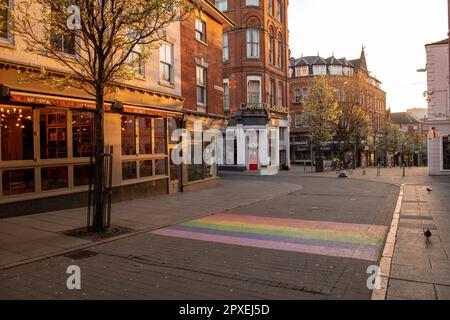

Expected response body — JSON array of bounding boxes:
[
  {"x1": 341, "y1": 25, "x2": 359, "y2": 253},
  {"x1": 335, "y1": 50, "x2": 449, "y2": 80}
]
[
  {"x1": 302, "y1": 76, "x2": 339, "y2": 172},
  {"x1": 11, "y1": 0, "x2": 193, "y2": 232}
]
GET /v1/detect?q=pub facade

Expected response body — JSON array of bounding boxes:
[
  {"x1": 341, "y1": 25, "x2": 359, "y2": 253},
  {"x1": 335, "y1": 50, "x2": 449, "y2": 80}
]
[{"x1": 0, "y1": 1, "x2": 233, "y2": 217}]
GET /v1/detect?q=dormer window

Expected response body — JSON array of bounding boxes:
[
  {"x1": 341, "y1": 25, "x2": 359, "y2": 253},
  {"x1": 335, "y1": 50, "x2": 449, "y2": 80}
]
[
  {"x1": 329, "y1": 65, "x2": 343, "y2": 75},
  {"x1": 296, "y1": 66, "x2": 309, "y2": 77},
  {"x1": 313, "y1": 65, "x2": 327, "y2": 75}
]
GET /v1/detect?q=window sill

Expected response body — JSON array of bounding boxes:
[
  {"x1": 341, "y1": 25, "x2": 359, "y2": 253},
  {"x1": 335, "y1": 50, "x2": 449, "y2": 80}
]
[
  {"x1": 195, "y1": 38, "x2": 208, "y2": 47},
  {"x1": 197, "y1": 105, "x2": 207, "y2": 113},
  {"x1": 158, "y1": 81, "x2": 175, "y2": 89}
]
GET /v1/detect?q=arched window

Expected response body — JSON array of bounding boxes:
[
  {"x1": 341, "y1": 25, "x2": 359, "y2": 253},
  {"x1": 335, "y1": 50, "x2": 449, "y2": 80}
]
[{"x1": 277, "y1": 33, "x2": 283, "y2": 68}]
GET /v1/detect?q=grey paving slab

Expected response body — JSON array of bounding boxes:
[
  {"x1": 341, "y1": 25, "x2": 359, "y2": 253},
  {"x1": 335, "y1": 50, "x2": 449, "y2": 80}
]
[{"x1": 387, "y1": 279, "x2": 436, "y2": 300}]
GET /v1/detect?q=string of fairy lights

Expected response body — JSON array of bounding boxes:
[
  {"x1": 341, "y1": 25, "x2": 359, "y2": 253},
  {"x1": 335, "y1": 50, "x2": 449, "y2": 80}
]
[{"x1": 0, "y1": 107, "x2": 32, "y2": 130}]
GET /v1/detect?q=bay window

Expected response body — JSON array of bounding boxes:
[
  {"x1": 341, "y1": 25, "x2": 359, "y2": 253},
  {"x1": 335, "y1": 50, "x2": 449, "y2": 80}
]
[
  {"x1": 247, "y1": 76, "x2": 261, "y2": 104},
  {"x1": 246, "y1": 29, "x2": 259, "y2": 58}
]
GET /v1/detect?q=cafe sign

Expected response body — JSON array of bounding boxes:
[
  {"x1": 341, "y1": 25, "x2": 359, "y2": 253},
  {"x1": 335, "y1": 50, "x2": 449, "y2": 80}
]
[{"x1": 240, "y1": 103, "x2": 289, "y2": 115}]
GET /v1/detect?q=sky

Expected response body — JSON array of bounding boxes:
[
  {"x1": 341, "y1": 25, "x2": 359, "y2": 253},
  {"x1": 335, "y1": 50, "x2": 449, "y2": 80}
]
[{"x1": 288, "y1": 0, "x2": 448, "y2": 112}]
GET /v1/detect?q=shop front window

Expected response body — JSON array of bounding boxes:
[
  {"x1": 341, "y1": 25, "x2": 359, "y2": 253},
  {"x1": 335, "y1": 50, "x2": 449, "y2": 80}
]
[
  {"x1": 41, "y1": 166, "x2": 68, "y2": 191},
  {"x1": 154, "y1": 118, "x2": 166, "y2": 154},
  {"x1": 40, "y1": 108, "x2": 68, "y2": 159},
  {"x1": 74, "y1": 164, "x2": 94, "y2": 187},
  {"x1": 2, "y1": 169, "x2": 35, "y2": 196},
  {"x1": 155, "y1": 159, "x2": 167, "y2": 176},
  {"x1": 72, "y1": 111, "x2": 94, "y2": 158},
  {"x1": 122, "y1": 161, "x2": 137, "y2": 180},
  {"x1": 139, "y1": 117, "x2": 152, "y2": 155},
  {"x1": 121, "y1": 116, "x2": 136, "y2": 156},
  {"x1": 1, "y1": 106, "x2": 34, "y2": 161},
  {"x1": 140, "y1": 160, "x2": 153, "y2": 178}
]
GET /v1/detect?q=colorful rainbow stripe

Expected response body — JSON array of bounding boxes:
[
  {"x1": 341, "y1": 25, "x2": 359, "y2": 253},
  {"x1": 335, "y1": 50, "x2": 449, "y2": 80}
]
[{"x1": 152, "y1": 214, "x2": 387, "y2": 261}]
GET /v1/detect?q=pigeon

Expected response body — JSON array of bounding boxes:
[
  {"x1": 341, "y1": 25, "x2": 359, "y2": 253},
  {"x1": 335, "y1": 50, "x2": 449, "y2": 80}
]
[
  {"x1": 424, "y1": 229, "x2": 432, "y2": 240},
  {"x1": 426, "y1": 187, "x2": 433, "y2": 192}
]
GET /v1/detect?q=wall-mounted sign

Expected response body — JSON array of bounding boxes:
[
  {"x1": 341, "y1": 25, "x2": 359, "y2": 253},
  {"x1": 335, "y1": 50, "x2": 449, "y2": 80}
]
[{"x1": 240, "y1": 103, "x2": 289, "y2": 115}]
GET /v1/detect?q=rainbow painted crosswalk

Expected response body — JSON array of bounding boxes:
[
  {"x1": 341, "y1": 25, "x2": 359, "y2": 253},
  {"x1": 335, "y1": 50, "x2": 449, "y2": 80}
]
[{"x1": 152, "y1": 214, "x2": 388, "y2": 261}]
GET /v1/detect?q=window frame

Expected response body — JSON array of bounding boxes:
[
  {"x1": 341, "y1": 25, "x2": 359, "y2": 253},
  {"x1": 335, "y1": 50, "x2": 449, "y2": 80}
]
[
  {"x1": 0, "y1": 107, "x2": 96, "y2": 200},
  {"x1": 159, "y1": 42, "x2": 174, "y2": 84},
  {"x1": 246, "y1": 28, "x2": 260, "y2": 59},
  {"x1": 222, "y1": 32, "x2": 229, "y2": 62},
  {"x1": 247, "y1": 75, "x2": 262, "y2": 105},
  {"x1": 196, "y1": 65, "x2": 207, "y2": 107},
  {"x1": 0, "y1": 0, "x2": 13, "y2": 43},
  {"x1": 195, "y1": 18, "x2": 206, "y2": 43}
]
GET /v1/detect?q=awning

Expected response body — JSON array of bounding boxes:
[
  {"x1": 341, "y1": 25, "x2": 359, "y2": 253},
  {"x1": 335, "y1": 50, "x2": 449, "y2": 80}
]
[
  {"x1": 120, "y1": 105, "x2": 183, "y2": 119},
  {"x1": 8, "y1": 90, "x2": 106, "y2": 110}
]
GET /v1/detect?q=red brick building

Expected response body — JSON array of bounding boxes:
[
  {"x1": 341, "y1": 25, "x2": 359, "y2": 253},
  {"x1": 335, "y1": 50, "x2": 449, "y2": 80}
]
[
  {"x1": 288, "y1": 48, "x2": 388, "y2": 167},
  {"x1": 214, "y1": 0, "x2": 291, "y2": 173},
  {"x1": 178, "y1": 1, "x2": 234, "y2": 191}
]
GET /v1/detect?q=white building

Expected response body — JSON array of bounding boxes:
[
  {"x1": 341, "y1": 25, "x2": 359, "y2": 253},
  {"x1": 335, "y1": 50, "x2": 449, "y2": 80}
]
[{"x1": 426, "y1": 39, "x2": 450, "y2": 175}]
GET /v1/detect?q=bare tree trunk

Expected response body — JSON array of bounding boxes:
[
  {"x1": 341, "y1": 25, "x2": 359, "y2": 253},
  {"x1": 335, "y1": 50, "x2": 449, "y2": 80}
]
[{"x1": 92, "y1": 86, "x2": 106, "y2": 232}]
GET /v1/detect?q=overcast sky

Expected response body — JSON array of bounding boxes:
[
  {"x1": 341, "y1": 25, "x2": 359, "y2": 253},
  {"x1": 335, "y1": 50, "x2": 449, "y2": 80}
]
[{"x1": 288, "y1": 0, "x2": 448, "y2": 112}]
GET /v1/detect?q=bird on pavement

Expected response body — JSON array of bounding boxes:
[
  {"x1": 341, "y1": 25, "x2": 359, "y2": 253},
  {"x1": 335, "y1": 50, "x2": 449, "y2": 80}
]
[
  {"x1": 426, "y1": 187, "x2": 433, "y2": 192},
  {"x1": 424, "y1": 229, "x2": 432, "y2": 241}
]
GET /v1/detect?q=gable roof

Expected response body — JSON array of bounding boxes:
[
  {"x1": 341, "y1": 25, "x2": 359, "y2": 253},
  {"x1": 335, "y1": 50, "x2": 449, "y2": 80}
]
[
  {"x1": 391, "y1": 112, "x2": 421, "y2": 125},
  {"x1": 326, "y1": 56, "x2": 343, "y2": 66}
]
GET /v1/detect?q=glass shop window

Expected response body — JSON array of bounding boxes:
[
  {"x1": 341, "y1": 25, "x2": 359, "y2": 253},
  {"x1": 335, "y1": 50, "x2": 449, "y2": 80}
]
[
  {"x1": 121, "y1": 116, "x2": 136, "y2": 156},
  {"x1": 1, "y1": 106, "x2": 34, "y2": 161},
  {"x1": 72, "y1": 111, "x2": 94, "y2": 158},
  {"x1": 140, "y1": 160, "x2": 153, "y2": 178},
  {"x1": 154, "y1": 118, "x2": 167, "y2": 154},
  {"x1": 155, "y1": 159, "x2": 167, "y2": 176},
  {"x1": 2, "y1": 169, "x2": 35, "y2": 196},
  {"x1": 74, "y1": 164, "x2": 94, "y2": 187},
  {"x1": 122, "y1": 161, "x2": 137, "y2": 180},
  {"x1": 40, "y1": 108, "x2": 68, "y2": 159},
  {"x1": 139, "y1": 117, "x2": 152, "y2": 155},
  {"x1": 41, "y1": 166, "x2": 68, "y2": 191}
]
